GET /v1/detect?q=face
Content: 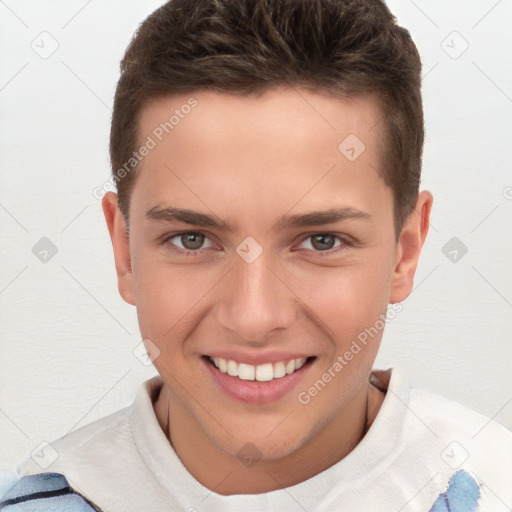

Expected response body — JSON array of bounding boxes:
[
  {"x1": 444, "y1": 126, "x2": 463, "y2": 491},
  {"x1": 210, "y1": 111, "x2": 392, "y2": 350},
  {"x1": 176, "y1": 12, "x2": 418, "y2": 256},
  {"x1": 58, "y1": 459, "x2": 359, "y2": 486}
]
[{"x1": 104, "y1": 87, "x2": 431, "y2": 464}]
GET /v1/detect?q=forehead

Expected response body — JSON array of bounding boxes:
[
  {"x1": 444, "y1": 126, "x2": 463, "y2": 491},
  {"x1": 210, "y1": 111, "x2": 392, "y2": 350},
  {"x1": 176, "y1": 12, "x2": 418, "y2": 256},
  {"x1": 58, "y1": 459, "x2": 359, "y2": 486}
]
[
  {"x1": 132, "y1": 87, "x2": 390, "y2": 225},
  {"x1": 138, "y1": 86, "x2": 384, "y2": 155}
]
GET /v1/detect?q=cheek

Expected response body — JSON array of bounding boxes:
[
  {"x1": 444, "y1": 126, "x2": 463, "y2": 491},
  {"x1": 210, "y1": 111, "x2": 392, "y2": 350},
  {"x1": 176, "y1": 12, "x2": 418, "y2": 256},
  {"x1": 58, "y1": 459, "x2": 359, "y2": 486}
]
[
  {"x1": 296, "y1": 259, "x2": 393, "y2": 340},
  {"x1": 131, "y1": 257, "x2": 207, "y2": 341},
  {"x1": 131, "y1": 250, "x2": 234, "y2": 360}
]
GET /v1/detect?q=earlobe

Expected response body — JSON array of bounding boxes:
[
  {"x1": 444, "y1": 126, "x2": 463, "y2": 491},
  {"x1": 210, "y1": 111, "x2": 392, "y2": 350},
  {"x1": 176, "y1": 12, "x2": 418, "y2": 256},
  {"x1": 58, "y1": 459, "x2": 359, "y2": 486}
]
[
  {"x1": 102, "y1": 192, "x2": 136, "y2": 306},
  {"x1": 389, "y1": 190, "x2": 433, "y2": 304}
]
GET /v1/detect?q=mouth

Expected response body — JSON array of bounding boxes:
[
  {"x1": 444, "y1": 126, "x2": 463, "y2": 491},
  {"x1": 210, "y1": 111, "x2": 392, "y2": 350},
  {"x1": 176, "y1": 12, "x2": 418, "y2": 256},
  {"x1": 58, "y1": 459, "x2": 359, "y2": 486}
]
[
  {"x1": 202, "y1": 354, "x2": 316, "y2": 404},
  {"x1": 207, "y1": 355, "x2": 313, "y2": 382}
]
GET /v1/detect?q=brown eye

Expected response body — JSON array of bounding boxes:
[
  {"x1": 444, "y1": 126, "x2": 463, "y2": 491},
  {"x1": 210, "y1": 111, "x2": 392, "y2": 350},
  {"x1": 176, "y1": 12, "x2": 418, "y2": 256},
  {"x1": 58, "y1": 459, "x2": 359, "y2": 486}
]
[
  {"x1": 310, "y1": 234, "x2": 337, "y2": 251},
  {"x1": 180, "y1": 233, "x2": 205, "y2": 250},
  {"x1": 297, "y1": 233, "x2": 346, "y2": 253},
  {"x1": 164, "y1": 231, "x2": 216, "y2": 255}
]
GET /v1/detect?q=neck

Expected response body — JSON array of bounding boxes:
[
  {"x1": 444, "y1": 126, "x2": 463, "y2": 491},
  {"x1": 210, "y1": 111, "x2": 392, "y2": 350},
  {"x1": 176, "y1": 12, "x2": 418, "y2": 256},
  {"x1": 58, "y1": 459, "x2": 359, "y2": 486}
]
[{"x1": 154, "y1": 376, "x2": 385, "y2": 495}]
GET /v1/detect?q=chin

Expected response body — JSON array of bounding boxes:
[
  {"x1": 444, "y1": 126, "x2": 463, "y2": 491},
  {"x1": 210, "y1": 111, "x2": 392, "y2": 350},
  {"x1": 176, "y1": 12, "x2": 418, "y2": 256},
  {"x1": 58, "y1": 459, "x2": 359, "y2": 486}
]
[{"x1": 210, "y1": 422, "x2": 310, "y2": 462}]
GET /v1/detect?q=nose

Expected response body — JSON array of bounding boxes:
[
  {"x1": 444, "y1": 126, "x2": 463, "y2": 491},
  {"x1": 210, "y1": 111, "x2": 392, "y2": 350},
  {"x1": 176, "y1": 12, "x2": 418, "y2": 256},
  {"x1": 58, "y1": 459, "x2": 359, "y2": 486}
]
[{"x1": 214, "y1": 253, "x2": 297, "y2": 344}]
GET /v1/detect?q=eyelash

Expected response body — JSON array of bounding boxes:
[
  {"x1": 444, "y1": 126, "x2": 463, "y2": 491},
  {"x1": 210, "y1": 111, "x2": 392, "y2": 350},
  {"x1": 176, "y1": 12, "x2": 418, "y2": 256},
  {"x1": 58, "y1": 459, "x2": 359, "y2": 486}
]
[{"x1": 162, "y1": 232, "x2": 353, "y2": 257}]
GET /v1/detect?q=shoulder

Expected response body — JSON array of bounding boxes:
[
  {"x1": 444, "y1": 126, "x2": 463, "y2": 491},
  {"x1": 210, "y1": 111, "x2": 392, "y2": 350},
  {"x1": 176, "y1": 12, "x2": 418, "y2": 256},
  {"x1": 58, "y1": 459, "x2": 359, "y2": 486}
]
[
  {"x1": 372, "y1": 368, "x2": 512, "y2": 510},
  {"x1": 17, "y1": 404, "x2": 132, "y2": 478},
  {"x1": 404, "y1": 382, "x2": 512, "y2": 508},
  {"x1": 9, "y1": 376, "x2": 166, "y2": 512},
  {"x1": 408, "y1": 385, "x2": 512, "y2": 449},
  {"x1": 380, "y1": 368, "x2": 512, "y2": 453},
  {"x1": 16, "y1": 376, "x2": 165, "y2": 479}
]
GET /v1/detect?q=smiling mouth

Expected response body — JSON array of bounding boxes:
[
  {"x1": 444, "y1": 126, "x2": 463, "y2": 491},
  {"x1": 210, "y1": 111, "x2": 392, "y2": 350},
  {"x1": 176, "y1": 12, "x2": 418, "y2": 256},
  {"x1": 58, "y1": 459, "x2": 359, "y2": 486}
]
[{"x1": 205, "y1": 355, "x2": 315, "y2": 382}]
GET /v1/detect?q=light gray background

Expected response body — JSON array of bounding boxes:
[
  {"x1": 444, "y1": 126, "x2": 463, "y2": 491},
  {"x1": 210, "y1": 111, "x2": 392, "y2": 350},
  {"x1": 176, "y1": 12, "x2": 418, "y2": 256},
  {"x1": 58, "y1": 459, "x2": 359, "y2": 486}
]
[{"x1": 1, "y1": 0, "x2": 511, "y2": 484}]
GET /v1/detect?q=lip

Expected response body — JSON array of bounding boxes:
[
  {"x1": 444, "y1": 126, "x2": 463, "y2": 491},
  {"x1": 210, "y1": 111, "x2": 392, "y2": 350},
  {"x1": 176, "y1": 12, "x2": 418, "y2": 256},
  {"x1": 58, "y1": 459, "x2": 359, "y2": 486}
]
[{"x1": 202, "y1": 355, "x2": 315, "y2": 404}]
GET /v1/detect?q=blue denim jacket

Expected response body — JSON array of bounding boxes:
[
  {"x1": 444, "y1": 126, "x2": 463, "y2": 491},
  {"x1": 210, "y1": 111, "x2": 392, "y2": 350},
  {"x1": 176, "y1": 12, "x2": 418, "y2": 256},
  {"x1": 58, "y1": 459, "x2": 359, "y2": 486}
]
[{"x1": 0, "y1": 473, "x2": 102, "y2": 511}]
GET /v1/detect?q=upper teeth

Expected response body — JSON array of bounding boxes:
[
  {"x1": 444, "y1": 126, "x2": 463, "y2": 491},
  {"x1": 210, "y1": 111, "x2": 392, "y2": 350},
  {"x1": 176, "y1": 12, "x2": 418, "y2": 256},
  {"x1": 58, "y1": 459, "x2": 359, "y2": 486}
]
[{"x1": 211, "y1": 357, "x2": 307, "y2": 382}]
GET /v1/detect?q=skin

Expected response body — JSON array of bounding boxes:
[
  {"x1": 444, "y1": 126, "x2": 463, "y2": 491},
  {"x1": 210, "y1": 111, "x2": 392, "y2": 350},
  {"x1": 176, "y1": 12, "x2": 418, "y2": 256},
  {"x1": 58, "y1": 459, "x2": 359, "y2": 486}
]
[{"x1": 102, "y1": 86, "x2": 432, "y2": 494}]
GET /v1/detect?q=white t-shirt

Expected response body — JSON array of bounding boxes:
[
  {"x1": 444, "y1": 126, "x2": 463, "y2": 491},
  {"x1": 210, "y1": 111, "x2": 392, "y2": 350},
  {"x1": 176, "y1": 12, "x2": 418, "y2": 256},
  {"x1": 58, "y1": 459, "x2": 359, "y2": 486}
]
[{"x1": 14, "y1": 368, "x2": 512, "y2": 511}]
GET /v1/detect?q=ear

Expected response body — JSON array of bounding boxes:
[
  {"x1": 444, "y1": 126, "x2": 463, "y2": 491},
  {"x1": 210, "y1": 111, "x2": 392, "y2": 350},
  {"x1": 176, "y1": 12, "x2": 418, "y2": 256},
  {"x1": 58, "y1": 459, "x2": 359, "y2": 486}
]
[
  {"x1": 102, "y1": 192, "x2": 135, "y2": 305},
  {"x1": 389, "y1": 190, "x2": 433, "y2": 303}
]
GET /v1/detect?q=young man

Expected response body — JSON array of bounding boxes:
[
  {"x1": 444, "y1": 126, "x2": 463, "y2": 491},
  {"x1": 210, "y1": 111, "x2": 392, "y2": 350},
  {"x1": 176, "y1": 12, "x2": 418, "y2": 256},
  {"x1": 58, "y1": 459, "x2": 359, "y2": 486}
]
[{"x1": 2, "y1": 0, "x2": 511, "y2": 511}]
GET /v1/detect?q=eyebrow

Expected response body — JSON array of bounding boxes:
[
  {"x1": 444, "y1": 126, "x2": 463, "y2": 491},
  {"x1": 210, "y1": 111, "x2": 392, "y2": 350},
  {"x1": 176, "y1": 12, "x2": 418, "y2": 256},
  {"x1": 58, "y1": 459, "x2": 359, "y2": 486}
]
[
  {"x1": 145, "y1": 206, "x2": 234, "y2": 231},
  {"x1": 274, "y1": 207, "x2": 371, "y2": 230},
  {"x1": 145, "y1": 206, "x2": 371, "y2": 231}
]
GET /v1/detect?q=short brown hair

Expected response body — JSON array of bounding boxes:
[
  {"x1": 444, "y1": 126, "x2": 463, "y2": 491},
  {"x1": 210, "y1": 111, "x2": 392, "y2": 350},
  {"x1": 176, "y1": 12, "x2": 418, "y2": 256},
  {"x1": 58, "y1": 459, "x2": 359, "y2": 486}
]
[{"x1": 110, "y1": 0, "x2": 423, "y2": 234}]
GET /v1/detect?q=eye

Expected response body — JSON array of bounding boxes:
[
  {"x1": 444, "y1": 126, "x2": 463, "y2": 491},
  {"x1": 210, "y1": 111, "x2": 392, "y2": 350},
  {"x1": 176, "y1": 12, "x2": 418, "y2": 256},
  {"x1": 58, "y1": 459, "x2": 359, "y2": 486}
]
[
  {"x1": 297, "y1": 233, "x2": 346, "y2": 253},
  {"x1": 165, "y1": 232, "x2": 215, "y2": 253}
]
